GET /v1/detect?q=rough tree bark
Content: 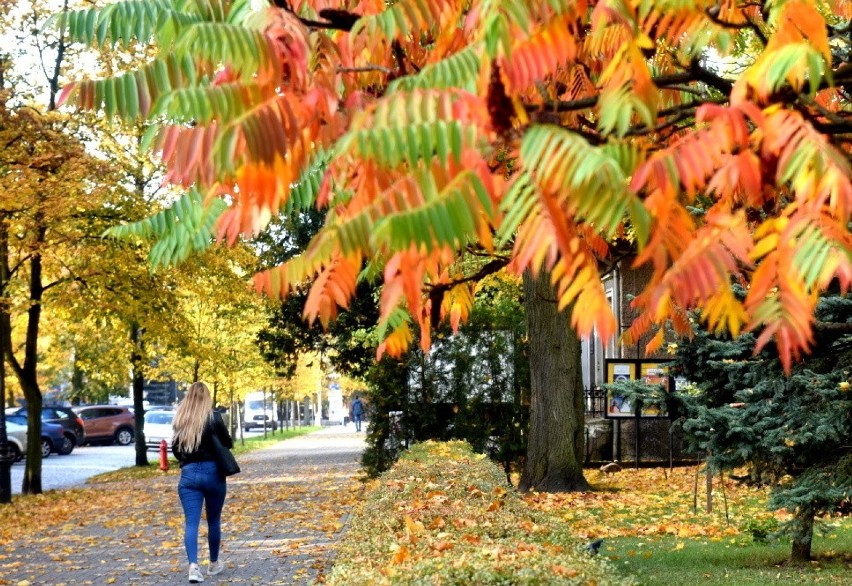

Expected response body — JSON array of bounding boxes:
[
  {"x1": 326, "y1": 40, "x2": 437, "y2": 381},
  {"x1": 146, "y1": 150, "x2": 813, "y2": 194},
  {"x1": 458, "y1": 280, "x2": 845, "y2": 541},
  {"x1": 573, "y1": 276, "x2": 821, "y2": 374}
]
[
  {"x1": 13, "y1": 216, "x2": 47, "y2": 495},
  {"x1": 131, "y1": 324, "x2": 149, "y2": 467},
  {"x1": 790, "y1": 506, "x2": 815, "y2": 563},
  {"x1": 519, "y1": 269, "x2": 590, "y2": 493}
]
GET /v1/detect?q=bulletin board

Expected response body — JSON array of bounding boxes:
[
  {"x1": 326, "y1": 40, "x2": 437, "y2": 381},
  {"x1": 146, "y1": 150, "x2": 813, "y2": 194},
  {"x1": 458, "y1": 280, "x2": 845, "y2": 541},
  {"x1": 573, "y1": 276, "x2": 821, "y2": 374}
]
[{"x1": 604, "y1": 359, "x2": 673, "y2": 419}]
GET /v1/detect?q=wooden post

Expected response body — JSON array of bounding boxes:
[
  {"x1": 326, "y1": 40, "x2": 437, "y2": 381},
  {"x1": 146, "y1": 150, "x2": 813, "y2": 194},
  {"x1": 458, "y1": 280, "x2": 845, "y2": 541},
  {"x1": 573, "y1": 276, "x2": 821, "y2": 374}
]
[{"x1": 705, "y1": 449, "x2": 713, "y2": 513}]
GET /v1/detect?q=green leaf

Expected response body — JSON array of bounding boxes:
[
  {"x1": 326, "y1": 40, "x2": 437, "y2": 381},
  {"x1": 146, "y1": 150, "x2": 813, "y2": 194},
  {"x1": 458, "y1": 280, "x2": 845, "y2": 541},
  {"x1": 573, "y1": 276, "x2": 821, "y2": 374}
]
[
  {"x1": 104, "y1": 189, "x2": 227, "y2": 268},
  {"x1": 388, "y1": 45, "x2": 483, "y2": 94},
  {"x1": 517, "y1": 124, "x2": 646, "y2": 237},
  {"x1": 370, "y1": 170, "x2": 493, "y2": 252}
]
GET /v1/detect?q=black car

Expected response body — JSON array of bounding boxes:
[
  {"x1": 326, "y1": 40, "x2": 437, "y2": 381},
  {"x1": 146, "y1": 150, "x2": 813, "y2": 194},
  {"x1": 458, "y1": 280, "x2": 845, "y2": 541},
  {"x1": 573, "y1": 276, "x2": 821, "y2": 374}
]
[{"x1": 12, "y1": 406, "x2": 85, "y2": 453}]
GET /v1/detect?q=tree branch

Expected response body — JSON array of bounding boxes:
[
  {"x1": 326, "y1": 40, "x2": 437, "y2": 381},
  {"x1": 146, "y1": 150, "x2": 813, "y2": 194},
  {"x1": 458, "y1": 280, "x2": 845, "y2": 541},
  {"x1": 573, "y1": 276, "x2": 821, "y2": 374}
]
[
  {"x1": 704, "y1": 7, "x2": 768, "y2": 45},
  {"x1": 814, "y1": 320, "x2": 852, "y2": 333},
  {"x1": 337, "y1": 64, "x2": 394, "y2": 75},
  {"x1": 544, "y1": 65, "x2": 733, "y2": 114},
  {"x1": 427, "y1": 258, "x2": 510, "y2": 328}
]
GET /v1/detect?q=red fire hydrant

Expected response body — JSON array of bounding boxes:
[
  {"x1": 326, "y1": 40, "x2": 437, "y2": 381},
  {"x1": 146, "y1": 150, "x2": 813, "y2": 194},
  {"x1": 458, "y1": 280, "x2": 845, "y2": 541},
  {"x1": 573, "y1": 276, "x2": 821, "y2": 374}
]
[{"x1": 159, "y1": 439, "x2": 169, "y2": 471}]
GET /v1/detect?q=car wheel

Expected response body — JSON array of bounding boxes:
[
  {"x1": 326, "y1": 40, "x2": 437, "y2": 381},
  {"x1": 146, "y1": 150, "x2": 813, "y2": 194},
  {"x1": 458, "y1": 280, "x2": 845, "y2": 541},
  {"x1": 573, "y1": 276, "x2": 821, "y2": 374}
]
[
  {"x1": 9, "y1": 444, "x2": 22, "y2": 462},
  {"x1": 58, "y1": 436, "x2": 74, "y2": 455},
  {"x1": 115, "y1": 428, "x2": 134, "y2": 446},
  {"x1": 41, "y1": 438, "x2": 52, "y2": 458}
]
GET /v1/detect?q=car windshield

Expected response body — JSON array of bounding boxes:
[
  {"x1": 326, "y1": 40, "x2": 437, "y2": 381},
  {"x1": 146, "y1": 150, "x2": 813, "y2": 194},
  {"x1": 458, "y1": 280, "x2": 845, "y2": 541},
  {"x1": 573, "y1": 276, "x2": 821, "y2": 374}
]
[
  {"x1": 145, "y1": 412, "x2": 174, "y2": 425},
  {"x1": 248, "y1": 400, "x2": 266, "y2": 410}
]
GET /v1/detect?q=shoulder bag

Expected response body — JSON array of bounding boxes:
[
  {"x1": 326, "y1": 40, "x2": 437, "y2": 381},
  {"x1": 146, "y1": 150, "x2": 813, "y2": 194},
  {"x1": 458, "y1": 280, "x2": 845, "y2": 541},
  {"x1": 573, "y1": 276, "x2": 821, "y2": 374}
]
[{"x1": 208, "y1": 420, "x2": 240, "y2": 477}]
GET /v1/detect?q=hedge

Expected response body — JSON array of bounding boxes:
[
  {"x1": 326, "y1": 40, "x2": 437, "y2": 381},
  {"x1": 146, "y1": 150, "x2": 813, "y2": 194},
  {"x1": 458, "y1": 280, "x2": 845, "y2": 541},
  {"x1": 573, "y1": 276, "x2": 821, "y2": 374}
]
[{"x1": 327, "y1": 440, "x2": 635, "y2": 585}]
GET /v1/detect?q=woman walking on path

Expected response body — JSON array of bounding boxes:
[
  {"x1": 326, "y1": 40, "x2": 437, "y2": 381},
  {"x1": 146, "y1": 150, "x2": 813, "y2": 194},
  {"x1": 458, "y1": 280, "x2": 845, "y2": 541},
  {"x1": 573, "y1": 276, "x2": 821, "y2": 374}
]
[{"x1": 172, "y1": 382, "x2": 233, "y2": 583}]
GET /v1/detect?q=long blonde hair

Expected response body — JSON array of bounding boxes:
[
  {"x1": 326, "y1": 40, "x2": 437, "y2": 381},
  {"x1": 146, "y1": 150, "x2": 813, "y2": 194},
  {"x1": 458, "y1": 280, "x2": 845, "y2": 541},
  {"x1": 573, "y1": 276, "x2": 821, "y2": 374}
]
[{"x1": 172, "y1": 382, "x2": 213, "y2": 452}]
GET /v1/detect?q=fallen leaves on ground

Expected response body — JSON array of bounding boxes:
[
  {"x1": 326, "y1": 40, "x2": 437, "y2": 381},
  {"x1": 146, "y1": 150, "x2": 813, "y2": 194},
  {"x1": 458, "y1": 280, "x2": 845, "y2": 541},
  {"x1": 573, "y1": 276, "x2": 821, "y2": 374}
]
[
  {"x1": 0, "y1": 452, "x2": 364, "y2": 585},
  {"x1": 523, "y1": 466, "x2": 791, "y2": 541},
  {"x1": 327, "y1": 441, "x2": 634, "y2": 585}
]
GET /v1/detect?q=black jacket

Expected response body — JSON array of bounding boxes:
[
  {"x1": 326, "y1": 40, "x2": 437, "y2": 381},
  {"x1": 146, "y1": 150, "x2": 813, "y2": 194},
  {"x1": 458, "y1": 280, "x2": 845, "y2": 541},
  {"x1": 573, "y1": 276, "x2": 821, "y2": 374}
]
[{"x1": 172, "y1": 411, "x2": 233, "y2": 467}]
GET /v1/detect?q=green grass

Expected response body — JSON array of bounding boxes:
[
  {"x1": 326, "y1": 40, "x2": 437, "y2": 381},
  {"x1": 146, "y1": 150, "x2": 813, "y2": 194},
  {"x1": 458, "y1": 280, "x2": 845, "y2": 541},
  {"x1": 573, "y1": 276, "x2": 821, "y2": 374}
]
[
  {"x1": 89, "y1": 425, "x2": 321, "y2": 483},
  {"x1": 231, "y1": 425, "x2": 321, "y2": 455},
  {"x1": 601, "y1": 519, "x2": 852, "y2": 585}
]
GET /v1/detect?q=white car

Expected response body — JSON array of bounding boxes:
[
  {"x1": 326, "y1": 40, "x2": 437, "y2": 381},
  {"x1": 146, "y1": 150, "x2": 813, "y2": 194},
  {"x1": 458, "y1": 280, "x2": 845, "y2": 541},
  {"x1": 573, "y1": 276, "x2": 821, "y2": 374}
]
[
  {"x1": 144, "y1": 410, "x2": 175, "y2": 451},
  {"x1": 4, "y1": 420, "x2": 26, "y2": 462}
]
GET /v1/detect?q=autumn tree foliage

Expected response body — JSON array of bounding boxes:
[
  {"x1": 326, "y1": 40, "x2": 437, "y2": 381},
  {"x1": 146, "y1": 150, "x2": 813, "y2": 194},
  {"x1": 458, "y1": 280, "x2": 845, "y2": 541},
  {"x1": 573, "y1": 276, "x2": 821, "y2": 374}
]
[{"x1": 55, "y1": 0, "x2": 851, "y2": 490}]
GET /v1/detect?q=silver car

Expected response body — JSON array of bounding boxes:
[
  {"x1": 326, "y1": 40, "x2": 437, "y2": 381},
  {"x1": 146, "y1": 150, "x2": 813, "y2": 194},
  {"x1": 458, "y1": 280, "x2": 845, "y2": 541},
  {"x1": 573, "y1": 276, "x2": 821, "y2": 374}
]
[{"x1": 3, "y1": 420, "x2": 26, "y2": 462}]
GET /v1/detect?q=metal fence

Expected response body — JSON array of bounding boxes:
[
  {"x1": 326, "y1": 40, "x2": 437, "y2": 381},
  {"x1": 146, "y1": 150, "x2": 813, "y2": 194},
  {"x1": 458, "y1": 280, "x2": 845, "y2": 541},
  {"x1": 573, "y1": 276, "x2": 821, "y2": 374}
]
[{"x1": 584, "y1": 388, "x2": 608, "y2": 418}]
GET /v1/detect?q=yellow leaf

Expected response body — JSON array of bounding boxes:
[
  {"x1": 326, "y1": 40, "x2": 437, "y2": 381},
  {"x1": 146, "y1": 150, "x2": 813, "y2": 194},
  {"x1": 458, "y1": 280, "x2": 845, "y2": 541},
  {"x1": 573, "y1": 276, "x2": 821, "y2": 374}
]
[
  {"x1": 404, "y1": 515, "x2": 423, "y2": 536},
  {"x1": 636, "y1": 34, "x2": 654, "y2": 50},
  {"x1": 673, "y1": 542, "x2": 685, "y2": 550}
]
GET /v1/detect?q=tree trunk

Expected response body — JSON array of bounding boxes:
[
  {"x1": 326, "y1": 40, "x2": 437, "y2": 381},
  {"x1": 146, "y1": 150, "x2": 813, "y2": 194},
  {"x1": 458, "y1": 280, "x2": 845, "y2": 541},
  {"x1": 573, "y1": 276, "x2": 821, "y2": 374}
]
[
  {"x1": 790, "y1": 506, "x2": 815, "y2": 563},
  {"x1": 11, "y1": 218, "x2": 47, "y2": 495},
  {"x1": 519, "y1": 269, "x2": 589, "y2": 493},
  {"x1": 21, "y1": 390, "x2": 43, "y2": 494},
  {"x1": 70, "y1": 352, "x2": 84, "y2": 405},
  {"x1": 0, "y1": 216, "x2": 11, "y2": 503},
  {"x1": 130, "y1": 324, "x2": 148, "y2": 467}
]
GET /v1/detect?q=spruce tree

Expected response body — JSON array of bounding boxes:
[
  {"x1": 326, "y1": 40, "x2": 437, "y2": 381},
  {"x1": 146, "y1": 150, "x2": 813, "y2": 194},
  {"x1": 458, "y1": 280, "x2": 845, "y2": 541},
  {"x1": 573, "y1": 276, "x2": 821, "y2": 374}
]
[{"x1": 674, "y1": 289, "x2": 852, "y2": 562}]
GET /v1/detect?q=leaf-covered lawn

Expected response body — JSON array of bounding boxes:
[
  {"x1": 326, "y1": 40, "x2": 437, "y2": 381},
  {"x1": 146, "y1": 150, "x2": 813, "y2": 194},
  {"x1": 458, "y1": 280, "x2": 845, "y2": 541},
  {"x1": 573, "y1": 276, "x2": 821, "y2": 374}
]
[
  {"x1": 329, "y1": 441, "x2": 635, "y2": 585},
  {"x1": 523, "y1": 466, "x2": 852, "y2": 585},
  {"x1": 524, "y1": 466, "x2": 779, "y2": 539}
]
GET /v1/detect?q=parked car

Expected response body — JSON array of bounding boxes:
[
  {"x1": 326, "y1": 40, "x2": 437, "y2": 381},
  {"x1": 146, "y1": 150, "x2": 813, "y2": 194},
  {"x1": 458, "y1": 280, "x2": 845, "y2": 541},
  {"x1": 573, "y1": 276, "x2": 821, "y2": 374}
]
[
  {"x1": 5, "y1": 414, "x2": 71, "y2": 457},
  {"x1": 3, "y1": 420, "x2": 26, "y2": 462},
  {"x1": 73, "y1": 405, "x2": 136, "y2": 446},
  {"x1": 143, "y1": 409, "x2": 175, "y2": 451},
  {"x1": 11, "y1": 406, "x2": 85, "y2": 451}
]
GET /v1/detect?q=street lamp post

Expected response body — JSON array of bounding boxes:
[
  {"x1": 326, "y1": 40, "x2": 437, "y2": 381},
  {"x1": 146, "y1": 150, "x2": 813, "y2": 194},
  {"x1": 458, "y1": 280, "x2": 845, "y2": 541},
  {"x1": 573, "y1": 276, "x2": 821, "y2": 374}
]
[{"x1": 315, "y1": 383, "x2": 322, "y2": 427}]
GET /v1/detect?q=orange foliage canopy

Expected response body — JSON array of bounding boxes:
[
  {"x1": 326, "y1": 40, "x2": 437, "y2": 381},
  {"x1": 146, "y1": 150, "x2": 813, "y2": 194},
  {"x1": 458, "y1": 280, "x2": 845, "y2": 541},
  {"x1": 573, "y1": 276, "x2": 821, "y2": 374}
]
[{"x1": 58, "y1": 0, "x2": 852, "y2": 371}]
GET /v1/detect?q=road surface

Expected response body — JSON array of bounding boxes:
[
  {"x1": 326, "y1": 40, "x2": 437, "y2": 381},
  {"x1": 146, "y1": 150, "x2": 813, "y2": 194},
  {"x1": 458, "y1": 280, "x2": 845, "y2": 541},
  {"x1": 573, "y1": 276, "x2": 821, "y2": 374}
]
[{"x1": 8, "y1": 428, "x2": 277, "y2": 493}]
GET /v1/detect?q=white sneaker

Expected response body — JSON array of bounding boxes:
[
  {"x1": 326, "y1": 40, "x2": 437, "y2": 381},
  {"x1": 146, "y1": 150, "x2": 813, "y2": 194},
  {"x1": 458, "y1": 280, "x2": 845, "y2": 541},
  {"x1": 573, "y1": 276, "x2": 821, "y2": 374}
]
[
  {"x1": 188, "y1": 563, "x2": 205, "y2": 583},
  {"x1": 208, "y1": 560, "x2": 224, "y2": 576}
]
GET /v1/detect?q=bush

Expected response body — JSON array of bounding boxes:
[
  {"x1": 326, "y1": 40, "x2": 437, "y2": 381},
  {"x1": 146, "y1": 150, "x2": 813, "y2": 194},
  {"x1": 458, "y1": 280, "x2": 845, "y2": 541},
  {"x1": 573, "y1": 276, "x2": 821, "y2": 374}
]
[
  {"x1": 327, "y1": 441, "x2": 635, "y2": 586},
  {"x1": 741, "y1": 513, "x2": 781, "y2": 543}
]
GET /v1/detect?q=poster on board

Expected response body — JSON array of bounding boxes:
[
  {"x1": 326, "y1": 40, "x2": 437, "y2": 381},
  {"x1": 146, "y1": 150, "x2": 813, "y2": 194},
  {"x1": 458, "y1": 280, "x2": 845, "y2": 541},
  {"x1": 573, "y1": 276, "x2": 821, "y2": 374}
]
[
  {"x1": 638, "y1": 362, "x2": 672, "y2": 417},
  {"x1": 605, "y1": 360, "x2": 637, "y2": 418}
]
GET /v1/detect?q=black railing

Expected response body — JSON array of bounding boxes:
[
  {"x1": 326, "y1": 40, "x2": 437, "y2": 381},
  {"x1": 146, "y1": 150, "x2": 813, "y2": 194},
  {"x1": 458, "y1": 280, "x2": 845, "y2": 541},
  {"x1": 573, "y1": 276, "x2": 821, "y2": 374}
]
[{"x1": 584, "y1": 388, "x2": 608, "y2": 418}]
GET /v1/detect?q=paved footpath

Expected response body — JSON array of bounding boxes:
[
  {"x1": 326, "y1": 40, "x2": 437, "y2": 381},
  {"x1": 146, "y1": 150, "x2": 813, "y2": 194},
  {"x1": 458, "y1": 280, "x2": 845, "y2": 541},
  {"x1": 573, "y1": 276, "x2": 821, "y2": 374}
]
[{"x1": 0, "y1": 427, "x2": 367, "y2": 586}]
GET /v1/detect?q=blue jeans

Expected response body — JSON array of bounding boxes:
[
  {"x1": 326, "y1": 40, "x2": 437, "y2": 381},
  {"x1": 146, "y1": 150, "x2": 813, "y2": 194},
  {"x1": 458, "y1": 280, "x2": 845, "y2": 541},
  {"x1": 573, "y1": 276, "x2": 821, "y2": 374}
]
[{"x1": 178, "y1": 461, "x2": 227, "y2": 564}]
